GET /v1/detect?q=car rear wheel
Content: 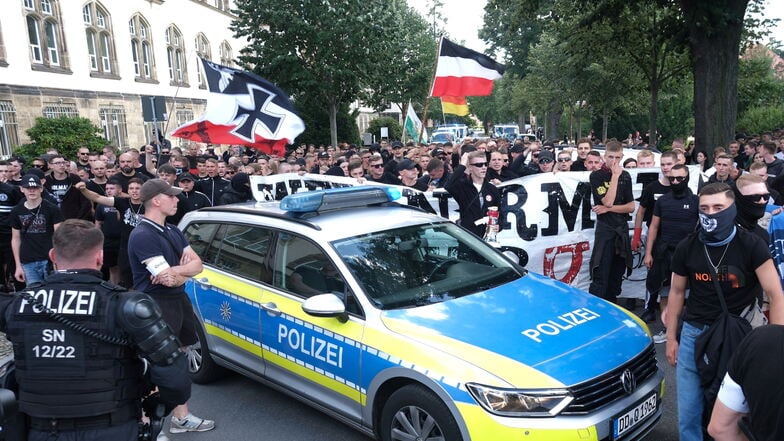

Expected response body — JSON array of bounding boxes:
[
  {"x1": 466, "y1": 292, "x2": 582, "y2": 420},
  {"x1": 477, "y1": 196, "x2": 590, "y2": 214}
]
[
  {"x1": 187, "y1": 323, "x2": 226, "y2": 384},
  {"x1": 379, "y1": 384, "x2": 463, "y2": 441}
]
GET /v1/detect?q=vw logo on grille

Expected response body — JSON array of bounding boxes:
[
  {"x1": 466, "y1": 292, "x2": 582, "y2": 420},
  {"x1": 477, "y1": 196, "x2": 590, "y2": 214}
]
[{"x1": 620, "y1": 369, "x2": 636, "y2": 394}]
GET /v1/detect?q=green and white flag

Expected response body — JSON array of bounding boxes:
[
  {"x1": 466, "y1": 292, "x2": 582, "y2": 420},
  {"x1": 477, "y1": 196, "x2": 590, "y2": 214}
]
[{"x1": 404, "y1": 100, "x2": 427, "y2": 143}]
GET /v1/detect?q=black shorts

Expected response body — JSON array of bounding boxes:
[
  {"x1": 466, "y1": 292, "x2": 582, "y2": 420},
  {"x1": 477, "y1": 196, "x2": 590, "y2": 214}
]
[
  {"x1": 102, "y1": 246, "x2": 119, "y2": 267},
  {"x1": 150, "y1": 293, "x2": 198, "y2": 346}
]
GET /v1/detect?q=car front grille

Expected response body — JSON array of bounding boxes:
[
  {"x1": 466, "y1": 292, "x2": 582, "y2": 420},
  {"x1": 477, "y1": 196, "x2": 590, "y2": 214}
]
[{"x1": 561, "y1": 345, "x2": 658, "y2": 415}]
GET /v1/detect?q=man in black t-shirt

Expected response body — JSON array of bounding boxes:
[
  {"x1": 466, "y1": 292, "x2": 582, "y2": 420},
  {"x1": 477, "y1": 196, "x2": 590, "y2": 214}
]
[
  {"x1": 94, "y1": 179, "x2": 122, "y2": 283},
  {"x1": 588, "y1": 141, "x2": 635, "y2": 303},
  {"x1": 633, "y1": 151, "x2": 676, "y2": 248},
  {"x1": 709, "y1": 325, "x2": 784, "y2": 441},
  {"x1": 45, "y1": 155, "x2": 93, "y2": 220},
  {"x1": 643, "y1": 164, "x2": 699, "y2": 341},
  {"x1": 665, "y1": 183, "x2": 784, "y2": 441},
  {"x1": 76, "y1": 177, "x2": 146, "y2": 288},
  {"x1": 10, "y1": 174, "x2": 64, "y2": 285},
  {"x1": 633, "y1": 151, "x2": 676, "y2": 321}
]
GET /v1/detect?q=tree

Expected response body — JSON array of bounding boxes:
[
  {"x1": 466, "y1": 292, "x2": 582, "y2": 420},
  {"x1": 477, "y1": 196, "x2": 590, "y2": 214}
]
[
  {"x1": 360, "y1": 1, "x2": 437, "y2": 113},
  {"x1": 233, "y1": 0, "x2": 398, "y2": 147},
  {"x1": 19, "y1": 117, "x2": 106, "y2": 160},
  {"x1": 367, "y1": 117, "x2": 402, "y2": 142},
  {"x1": 681, "y1": 0, "x2": 750, "y2": 157}
]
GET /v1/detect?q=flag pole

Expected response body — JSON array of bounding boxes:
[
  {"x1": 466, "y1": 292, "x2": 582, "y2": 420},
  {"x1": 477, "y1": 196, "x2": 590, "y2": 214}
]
[{"x1": 418, "y1": 36, "x2": 443, "y2": 146}]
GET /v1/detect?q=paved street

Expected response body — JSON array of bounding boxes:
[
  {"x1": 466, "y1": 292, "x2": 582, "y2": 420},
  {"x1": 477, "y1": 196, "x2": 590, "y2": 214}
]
[{"x1": 165, "y1": 278, "x2": 681, "y2": 441}]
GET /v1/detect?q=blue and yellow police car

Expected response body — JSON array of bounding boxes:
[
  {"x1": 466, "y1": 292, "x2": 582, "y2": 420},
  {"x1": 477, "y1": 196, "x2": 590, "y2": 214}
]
[{"x1": 181, "y1": 186, "x2": 663, "y2": 441}]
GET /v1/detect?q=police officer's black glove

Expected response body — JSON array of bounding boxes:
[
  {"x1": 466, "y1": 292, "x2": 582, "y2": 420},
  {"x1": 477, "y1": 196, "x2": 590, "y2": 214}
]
[{"x1": 142, "y1": 392, "x2": 169, "y2": 420}]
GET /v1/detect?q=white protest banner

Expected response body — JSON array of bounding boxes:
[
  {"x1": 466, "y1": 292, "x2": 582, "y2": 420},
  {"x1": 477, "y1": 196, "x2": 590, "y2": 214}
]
[{"x1": 249, "y1": 163, "x2": 699, "y2": 293}]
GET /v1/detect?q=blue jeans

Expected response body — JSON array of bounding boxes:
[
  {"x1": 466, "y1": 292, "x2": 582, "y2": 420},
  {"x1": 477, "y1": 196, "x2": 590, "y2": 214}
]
[
  {"x1": 676, "y1": 321, "x2": 709, "y2": 441},
  {"x1": 21, "y1": 260, "x2": 48, "y2": 285}
]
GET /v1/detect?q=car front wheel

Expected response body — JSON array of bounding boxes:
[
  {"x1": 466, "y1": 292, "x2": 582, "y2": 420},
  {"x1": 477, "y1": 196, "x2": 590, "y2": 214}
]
[
  {"x1": 187, "y1": 322, "x2": 226, "y2": 384},
  {"x1": 379, "y1": 384, "x2": 463, "y2": 441}
]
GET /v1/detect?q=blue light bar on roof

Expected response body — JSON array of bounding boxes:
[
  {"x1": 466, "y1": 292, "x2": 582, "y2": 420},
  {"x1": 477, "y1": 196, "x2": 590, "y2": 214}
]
[{"x1": 280, "y1": 186, "x2": 402, "y2": 213}]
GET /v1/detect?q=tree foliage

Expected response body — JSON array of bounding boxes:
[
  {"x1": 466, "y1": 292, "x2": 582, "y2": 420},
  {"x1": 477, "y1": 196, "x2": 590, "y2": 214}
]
[
  {"x1": 232, "y1": 0, "x2": 431, "y2": 147},
  {"x1": 367, "y1": 116, "x2": 402, "y2": 142},
  {"x1": 480, "y1": 0, "x2": 779, "y2": 151},
  {"x1": 361, "y1": 1, "x2": 437, "y2": 111},
  {"x1": 20, "y1": 117, "x2": 106, "y2": 160}
]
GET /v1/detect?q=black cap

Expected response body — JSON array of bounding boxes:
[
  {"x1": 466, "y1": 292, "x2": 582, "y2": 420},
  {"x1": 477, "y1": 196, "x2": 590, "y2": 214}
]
[
  {"x1": 391, "y1": 141, "x2": 404, "y2": 149},
  {"x1": 538, "y1": 150, "x2": 555, "y2": 163},
  {"x1": 397, "y1": 159, "x2": 417, "y2": 172},
  {"x1": 510, "y1": 144, "x2": 524, "y2": 153},
  {"x1": 20, "y1": 174, "x2": 41, "y2": 189},
  {"x1": 177, "y1": 173, "x2": 196, "y2": 182},
  {"x1": 431, "y1": 148, "x2": 445, "y2": 157},
  {"x1": 318, "y1": 151, "x2": 330, "y2": 159}
]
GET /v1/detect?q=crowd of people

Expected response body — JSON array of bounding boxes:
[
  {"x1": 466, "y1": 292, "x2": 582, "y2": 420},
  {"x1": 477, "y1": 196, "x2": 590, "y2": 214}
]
[{"x1": 0, "y1": 126, "x2": 783, "y2": 439}]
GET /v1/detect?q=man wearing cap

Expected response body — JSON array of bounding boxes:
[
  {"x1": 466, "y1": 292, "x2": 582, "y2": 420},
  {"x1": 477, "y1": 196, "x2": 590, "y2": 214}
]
[
  {"x1": 10, "y1": 174, "x2": 64, "y2": 284},
  {"x1": 177, "y1": 173, "x2": 211, "y2": 210},
  {"x1": 381, "y1": 141, "x2": 405, "y2": 175},
  {"x1": 127, "y1": 179, "x2": 215, "y2": 435},
  {"x1": 310, "y1": 151, "x2": 331, "y2": 174},
  {"x1": 521, "y1": 150, "x2": 555, "y2": 176},
  {"x1": 395, "y1": 159, "x2": 436, "y2": 214},
  {"x1": 396, "y1": 159, "x2": 428, "y2": 191}
]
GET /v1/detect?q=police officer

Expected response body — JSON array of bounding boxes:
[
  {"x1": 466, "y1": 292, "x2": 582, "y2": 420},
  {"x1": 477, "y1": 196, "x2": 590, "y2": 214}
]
[{"x1": 0, "y1": 219, "x2": 191, "y2": 441}]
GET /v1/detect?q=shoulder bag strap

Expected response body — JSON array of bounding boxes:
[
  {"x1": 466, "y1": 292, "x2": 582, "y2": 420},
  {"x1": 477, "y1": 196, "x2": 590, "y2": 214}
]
[{"x1": 704, "y1": 246, "x2": 729, "y2": 314}]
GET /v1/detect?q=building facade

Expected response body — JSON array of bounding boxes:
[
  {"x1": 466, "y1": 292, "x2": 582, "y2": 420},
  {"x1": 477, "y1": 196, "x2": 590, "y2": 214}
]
[{"x1": 0, "y1": 0, "x2": 246, "y2": 156}]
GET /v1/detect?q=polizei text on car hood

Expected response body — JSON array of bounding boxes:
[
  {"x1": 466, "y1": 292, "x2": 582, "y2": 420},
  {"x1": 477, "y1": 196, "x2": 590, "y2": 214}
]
[{"x1": 380, "y1": 272, "x2": 651, "y2": 387}]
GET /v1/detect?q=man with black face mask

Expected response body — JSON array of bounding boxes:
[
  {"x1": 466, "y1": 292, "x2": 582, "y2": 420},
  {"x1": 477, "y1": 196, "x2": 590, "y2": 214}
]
[
  {"x1": 643, "y1": 164, "x2": 699, "y2": 343},
  {"x1": 664, "y1": 182, "x2": 784, "y2": 441},
  {"x1": 734, "y1": 174, "x2": 771, "y2": 242}
]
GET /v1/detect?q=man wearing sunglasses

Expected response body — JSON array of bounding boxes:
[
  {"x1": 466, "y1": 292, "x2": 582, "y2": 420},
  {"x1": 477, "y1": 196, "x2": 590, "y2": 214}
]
[
  {"x1": 445, "y1": 151, "x2": 500, "y2": 237},
  {"x1": 643, "y1": 164, "x2": 699, "y2": 343},
  {"x1": 734, "y1": 174, "x2": 772, "y2": 242},
  {"x1": 366, "y1": 154, "x2": 391, "y2": 184}
]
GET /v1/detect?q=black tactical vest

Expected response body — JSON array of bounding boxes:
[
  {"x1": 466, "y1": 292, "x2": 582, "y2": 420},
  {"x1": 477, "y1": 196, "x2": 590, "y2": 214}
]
[{"x1": 5, "y1": 272, "x2": 145, "y2": 420}]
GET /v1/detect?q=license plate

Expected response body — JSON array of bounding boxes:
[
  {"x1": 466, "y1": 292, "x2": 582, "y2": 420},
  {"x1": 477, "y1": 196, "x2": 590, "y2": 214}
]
[{"x1": 612, "y1": 393, "x2": 657, "y2": 439}]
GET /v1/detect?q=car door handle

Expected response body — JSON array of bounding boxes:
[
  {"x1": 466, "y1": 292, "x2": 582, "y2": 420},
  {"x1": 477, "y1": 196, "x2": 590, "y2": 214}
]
[
  {"x1": 261, "y1": 302, "x2": 281, "y2": 316},
  {"x1": 196, "y1": 277, "x2": 212, "y2": 288}
]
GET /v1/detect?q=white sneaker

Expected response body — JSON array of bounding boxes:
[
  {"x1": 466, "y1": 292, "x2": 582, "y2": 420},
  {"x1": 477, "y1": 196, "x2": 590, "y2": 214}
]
[
  {"x1": 157, "y1": 433, "x2": 170, "y2": 441},
  {"x1": 652, "y1": 329, "x2": 667, "y2": 344},
  {"x1": 170, "y1": 413, "x2": 215, "y2": 433}
]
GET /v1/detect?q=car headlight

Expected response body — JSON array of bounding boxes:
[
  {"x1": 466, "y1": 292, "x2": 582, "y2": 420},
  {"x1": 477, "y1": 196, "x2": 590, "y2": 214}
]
[{"x1": 465, "y1": 383, "x2": 574, "y2": 417}]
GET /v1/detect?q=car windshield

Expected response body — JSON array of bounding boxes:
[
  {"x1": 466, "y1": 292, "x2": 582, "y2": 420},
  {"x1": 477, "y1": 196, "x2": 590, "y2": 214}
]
[{"x1": 332, "y1": 222, "x2": 523, "y2": 310}]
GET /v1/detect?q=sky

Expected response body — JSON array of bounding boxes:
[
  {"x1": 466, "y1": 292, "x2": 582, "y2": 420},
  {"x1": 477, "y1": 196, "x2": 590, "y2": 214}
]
[{"x1": 406, "y1": 0, "x2": 784, "y2": 56}]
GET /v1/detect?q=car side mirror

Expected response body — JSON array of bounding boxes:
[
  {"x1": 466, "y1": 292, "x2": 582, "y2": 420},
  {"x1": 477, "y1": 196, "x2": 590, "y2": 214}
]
[
  {"x1": 502, "y1": 250, "x2": 519, "y2": 265},
  {"x1": 302, "y1": 293, "x2": 347, "y2": 322}
]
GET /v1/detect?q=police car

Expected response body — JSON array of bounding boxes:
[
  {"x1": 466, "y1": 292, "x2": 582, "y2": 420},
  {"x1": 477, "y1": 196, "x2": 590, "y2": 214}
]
[{"x1": 180, "y1": 186, "x2": 663, "y2": 441}]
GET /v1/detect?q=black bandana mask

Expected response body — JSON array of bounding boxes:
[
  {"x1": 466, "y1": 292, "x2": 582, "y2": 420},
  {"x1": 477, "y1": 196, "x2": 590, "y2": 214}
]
[
  {"x1": 670, "y1": 180, "x2": 689, "y2": 197},
  {"x1": 735, "y1": 192, "x2": 767, "y2": 229},
  {"x1": 699, "y1": 204, "x2": 737, "y2": 246}
]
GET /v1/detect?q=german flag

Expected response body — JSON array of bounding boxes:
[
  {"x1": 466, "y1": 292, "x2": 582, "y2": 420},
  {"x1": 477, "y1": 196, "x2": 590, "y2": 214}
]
[
  {"x1": 430, "y1": 38, "x2": 505, "y2": 97},
  {"x1": 441, "y1": 96, "x2": 469, "y2": 116}
]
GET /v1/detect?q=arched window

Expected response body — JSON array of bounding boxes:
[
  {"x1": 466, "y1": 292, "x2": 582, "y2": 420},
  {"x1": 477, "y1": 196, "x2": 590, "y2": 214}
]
[
  {"x1": 83, "y1": 1, "x2": 116, "y2": 76},
  {"x1": 129, "y1": 13, "x2": 155, "y2": 81},
  {"x1": 165, "y1": 25, "x2": 188, "y2": 86},
  {"x1": 194, "y1": 33, "x2": 211, "y2": 88},
  {"x1": 219, "y1": 40, "x2": 232, "y2": 66},
  {"x1": 23, "y1": 0, "x2": 67, "y2": 70}
]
